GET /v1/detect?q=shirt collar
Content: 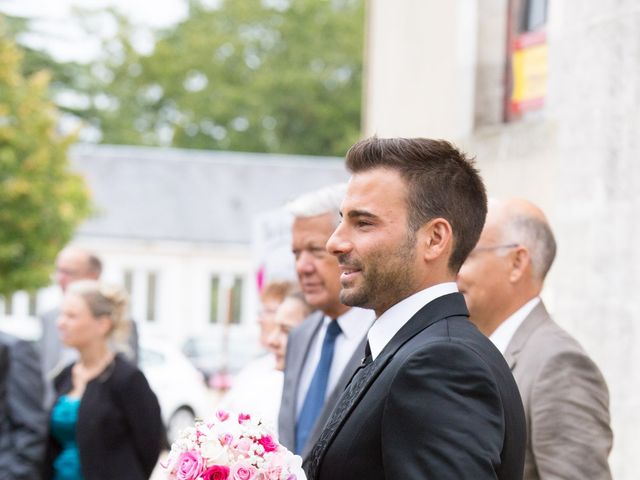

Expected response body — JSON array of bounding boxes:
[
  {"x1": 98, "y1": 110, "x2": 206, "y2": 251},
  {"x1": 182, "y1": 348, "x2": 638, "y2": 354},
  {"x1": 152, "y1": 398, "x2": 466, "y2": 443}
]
[
  {"x1": 489, "y1": 297, "x2": 540, "y2": 354},
  {"x1": 368, "y1": 282, "x2": 458, "y2": 360},
  {"x1": 323, "y1": 307, "x2": 375, "y2": 340}
]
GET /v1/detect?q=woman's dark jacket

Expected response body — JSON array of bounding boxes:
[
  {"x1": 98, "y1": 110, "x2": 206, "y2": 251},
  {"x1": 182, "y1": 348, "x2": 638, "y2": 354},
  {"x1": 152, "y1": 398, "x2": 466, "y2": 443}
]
[{"x1": 44, "y1": 354, "x2": 164, "y2": 480}]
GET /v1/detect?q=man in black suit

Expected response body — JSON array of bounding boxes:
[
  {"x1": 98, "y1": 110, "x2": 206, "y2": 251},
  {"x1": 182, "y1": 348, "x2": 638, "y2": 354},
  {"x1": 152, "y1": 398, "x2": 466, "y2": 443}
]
[
  {"x1": 303, "y1": 137, "x2": 526, "y2": 480},
  {"x1": 0, "y1": 331, "x2": 47, "y2": 479}
]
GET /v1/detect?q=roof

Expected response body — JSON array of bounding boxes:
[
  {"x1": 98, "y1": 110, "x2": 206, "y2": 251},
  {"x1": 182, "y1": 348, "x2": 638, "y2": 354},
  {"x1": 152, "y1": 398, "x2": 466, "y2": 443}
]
[{"x1": 70, "y1": 144, "x2": 349, "y2": 245}]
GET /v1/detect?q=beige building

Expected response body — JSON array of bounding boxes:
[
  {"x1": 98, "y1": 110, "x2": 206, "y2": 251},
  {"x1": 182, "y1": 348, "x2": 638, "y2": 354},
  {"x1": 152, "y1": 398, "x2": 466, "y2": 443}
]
[{"x1": 365, "y1": 0, "x2": 639, "y2": 478}]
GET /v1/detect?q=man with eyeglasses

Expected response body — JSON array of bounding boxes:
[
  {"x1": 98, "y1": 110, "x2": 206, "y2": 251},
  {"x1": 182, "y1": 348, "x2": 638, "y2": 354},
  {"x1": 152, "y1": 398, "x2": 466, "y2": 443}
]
[
  {"x1": 39, "y1": 246, "x2": 139, "y2": 407},
  {"x1": 457, "y1": 198, "x2": 613, "y2": 480}
]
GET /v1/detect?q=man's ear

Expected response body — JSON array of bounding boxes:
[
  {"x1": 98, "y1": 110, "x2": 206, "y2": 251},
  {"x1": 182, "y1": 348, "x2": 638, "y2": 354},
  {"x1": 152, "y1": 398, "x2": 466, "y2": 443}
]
[
  {"x1": 509, "y1": 246, "x2": 530, "y2": 283},
  {"x1": 419, "y1": 218, "x2": 453, "y2": 262}
]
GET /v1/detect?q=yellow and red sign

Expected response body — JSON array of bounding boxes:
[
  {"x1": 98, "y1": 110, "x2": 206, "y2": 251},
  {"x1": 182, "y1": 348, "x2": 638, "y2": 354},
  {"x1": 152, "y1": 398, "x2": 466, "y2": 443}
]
[{"x1": 510, "y1": 30, "x2": 547, "y2": 115}]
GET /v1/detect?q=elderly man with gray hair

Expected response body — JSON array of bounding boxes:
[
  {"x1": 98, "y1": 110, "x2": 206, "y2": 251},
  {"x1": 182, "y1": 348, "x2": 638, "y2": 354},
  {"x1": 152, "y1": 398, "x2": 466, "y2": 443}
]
[
  {"x1": 278, "y1": 184, "x2": 375, "y2": 459},
  {"x1": 457, "y1": 198, "x2": 613, "y2": 480}
]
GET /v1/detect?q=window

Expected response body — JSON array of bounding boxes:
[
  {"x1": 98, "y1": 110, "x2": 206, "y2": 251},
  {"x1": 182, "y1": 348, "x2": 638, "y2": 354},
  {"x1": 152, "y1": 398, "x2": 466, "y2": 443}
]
[
  {"x1": 521, "y1": 0, "x2": 547, "y2": 32},
  {"x1": 229, "y1": 276, "x2": 244, "y2": 325},
  {"x1": 3, "y1": 295, "x2": 13, "y2": 316},
  {"x1": 124, "y1": 270, "x2": 134, "y2": 295},
  {"x1": 504, "y1": 0, "x2": 548, "y2": 121},
  {"x1": 147, "y1": 272, "x2": 157, "y2": 322},
  {"x1": 209, "y1": 275, "x2": 220, "y2": 324},
  {"x1": 28, "y1": 292, "x2": 37, "y2": 316}
]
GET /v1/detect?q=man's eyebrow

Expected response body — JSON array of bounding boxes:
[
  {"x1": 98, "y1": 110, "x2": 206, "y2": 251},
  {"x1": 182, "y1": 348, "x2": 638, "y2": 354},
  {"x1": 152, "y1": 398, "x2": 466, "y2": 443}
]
[{"x1": 345, "y1": 209, "x2": 377, "y2": 219}]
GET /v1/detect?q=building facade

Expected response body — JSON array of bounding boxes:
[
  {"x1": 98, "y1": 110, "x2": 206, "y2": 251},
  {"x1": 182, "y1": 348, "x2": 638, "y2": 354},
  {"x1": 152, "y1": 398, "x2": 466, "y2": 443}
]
[{"x1": 364, "y1": 0, "x2": 639, "y2": 477}]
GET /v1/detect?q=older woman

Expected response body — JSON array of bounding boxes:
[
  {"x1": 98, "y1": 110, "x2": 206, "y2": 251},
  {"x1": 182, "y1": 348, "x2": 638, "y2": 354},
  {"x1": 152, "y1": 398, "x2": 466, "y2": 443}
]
[{"x1": 44, "y1": 280, "x2": 163, "y2": 480}]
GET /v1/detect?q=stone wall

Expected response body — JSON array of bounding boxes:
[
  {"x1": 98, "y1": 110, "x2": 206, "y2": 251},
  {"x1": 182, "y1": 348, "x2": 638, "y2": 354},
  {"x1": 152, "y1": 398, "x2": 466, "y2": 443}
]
[{"x1": 469, "y1": 1, "x2": 640, "y2": 477}]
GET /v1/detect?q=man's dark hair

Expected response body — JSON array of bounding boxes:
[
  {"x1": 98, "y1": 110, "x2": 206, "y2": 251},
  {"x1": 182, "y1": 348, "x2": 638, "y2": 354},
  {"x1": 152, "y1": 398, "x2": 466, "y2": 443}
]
[{"x1": 345, "y1": 137, "x2": 487, "y2": 272}]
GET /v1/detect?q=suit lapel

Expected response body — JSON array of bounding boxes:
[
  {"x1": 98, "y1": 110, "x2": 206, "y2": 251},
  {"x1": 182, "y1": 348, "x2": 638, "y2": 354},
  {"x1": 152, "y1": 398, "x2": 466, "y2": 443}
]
[
  {"x1": 280, "y1": 312, "x2": 323, "y2": 448},
  {"x1": 305, "y1": 293, "x2": 468, "y2": 479},
  {"x1": 503, "y1": 301, "x2": 550, "y2": 369},
  {"x1": 290, "y1": 312, "x2": 324, "y2": 413}
]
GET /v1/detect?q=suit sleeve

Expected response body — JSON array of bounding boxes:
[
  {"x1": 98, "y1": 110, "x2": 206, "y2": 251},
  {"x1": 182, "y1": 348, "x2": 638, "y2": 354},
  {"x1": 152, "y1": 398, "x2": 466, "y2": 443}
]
[
  {"x1": 0, "y1": 340, "x2": 48, "y2": 480},
  {"x1": 114, "y1": 368, "x2": 165, "y2": 477},
  {"x1": 382, "y1": 341, "x2": 504, "y2": 479},
  {"x1": 530, "y1": 350, "x2": 612, "y2": 479}
]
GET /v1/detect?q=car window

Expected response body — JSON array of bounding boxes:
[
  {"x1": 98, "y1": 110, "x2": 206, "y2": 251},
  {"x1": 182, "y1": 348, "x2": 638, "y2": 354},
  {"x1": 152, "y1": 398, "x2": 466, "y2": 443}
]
[{"x1": 139, "y1": 347, "x2": 165, "y2": 368}]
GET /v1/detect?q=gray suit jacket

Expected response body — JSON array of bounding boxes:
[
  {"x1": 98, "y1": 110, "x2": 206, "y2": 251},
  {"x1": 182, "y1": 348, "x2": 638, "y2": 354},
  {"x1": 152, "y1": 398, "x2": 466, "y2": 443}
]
[
  {"x1": 504, "y1": 301, "x2": 613, "y2": 480},
  {"x1": 0, "y1": 331, "x2": 47, "y2": 480},
  {"x1": 278, "y1": 310, "x2": 368, "y2": 459}
]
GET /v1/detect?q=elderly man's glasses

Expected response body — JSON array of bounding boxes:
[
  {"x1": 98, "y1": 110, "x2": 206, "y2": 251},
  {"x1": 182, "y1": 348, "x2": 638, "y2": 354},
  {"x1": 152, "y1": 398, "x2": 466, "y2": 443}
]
[
  {"x1": 470, "y1": 243, "x2": 519, "y2": 256},
  {"x1": 474, "y1": 243, "x2": 519, "y2": 252}
]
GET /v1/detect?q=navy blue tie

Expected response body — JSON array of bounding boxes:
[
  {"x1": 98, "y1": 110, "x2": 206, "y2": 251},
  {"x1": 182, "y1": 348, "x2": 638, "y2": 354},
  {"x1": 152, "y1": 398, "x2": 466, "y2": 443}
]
[{"x1": 295, "y1": 319, "x2": 342, "y2": 454}]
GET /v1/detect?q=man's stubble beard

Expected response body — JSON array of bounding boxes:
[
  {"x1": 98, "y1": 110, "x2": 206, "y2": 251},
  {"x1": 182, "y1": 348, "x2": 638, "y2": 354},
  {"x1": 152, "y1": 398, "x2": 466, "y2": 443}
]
[{"x1": 339, "y1": 232, "x2": 418, "y2": 314}]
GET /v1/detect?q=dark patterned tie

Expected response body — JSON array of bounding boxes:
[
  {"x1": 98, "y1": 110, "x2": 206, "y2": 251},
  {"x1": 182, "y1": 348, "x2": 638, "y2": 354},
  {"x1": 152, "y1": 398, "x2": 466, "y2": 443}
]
[{"x1": 303, "y1": 342, "x2": 376, "y2": 480}]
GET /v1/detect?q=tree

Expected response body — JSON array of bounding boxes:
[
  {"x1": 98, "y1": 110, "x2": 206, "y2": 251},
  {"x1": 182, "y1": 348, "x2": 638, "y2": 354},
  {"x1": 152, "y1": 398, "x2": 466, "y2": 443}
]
[
  {"x1": 0, "y1": 25, "x2": 92, "y2": 295},
  {"x1": 5, "y1": 0, "x2": 365, "y2": 157},
  {"x1": 141, "y1": 0, "x2": 365, "y2": 156}
]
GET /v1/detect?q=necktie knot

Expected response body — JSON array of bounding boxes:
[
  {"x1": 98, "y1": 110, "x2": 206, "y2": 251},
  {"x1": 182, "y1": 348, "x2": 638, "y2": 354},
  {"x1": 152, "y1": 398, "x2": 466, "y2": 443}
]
[
  {"x1": 362, "y1": 340, "x2": 372, "y2": 366},
  {"x1": 326, "y1": 319, "x2": 342, "y2": 340}
]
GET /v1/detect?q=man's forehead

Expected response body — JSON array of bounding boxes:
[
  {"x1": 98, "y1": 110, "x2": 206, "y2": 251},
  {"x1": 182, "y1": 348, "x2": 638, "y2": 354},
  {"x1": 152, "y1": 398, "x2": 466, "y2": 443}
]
[
  {"x1": 57, "y1": 249, "x2": 90, "y2": 267},
  {"x1": 341, "y1": 169, "x2": 405, "y2": 215}
]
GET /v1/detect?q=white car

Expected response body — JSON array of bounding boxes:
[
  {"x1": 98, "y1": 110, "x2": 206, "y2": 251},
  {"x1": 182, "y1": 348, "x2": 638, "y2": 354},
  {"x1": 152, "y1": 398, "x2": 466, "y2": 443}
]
[{"x1": 139, "y1": 337, "x2": 215, "y2": 444}]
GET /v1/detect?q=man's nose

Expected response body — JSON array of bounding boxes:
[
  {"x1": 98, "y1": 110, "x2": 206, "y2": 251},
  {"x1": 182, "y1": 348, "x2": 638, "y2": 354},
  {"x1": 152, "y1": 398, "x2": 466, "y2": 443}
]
[
  {"x1": 296, "y1": 251, "x2": 316, "y2": 273},
  {"x1": 266, "y1": 329, "x2": 280, "y2": 349},
  {"x1": 326, "y1": 223, "x2": 349, "y2": 256}
]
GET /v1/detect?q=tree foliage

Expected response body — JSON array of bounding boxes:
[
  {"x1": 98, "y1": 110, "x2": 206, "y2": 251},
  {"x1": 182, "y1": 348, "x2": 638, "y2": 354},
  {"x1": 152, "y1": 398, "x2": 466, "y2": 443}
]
[
  {"x1": 0, "y1": 25, "x2": 92, "y2": 295},
  {"x1": 5, "y1": 0, "x2": 365, "y2": 156}
]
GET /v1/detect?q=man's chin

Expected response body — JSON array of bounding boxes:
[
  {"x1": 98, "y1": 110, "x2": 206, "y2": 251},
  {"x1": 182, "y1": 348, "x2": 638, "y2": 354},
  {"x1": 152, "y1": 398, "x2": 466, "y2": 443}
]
[{"x1": 339, "y1": 288, "x2": 366, "y2": 308}]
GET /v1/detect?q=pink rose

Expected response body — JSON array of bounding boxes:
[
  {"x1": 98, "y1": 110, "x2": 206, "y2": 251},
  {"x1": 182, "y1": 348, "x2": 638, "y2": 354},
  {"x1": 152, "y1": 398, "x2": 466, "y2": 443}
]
[
  {"x1": 202, "y1": 465, "x2": 230, "y2": 480},
  {"x1": 238, "y1": 413, "x2": 251, "y2": 424},
  {"x1": 176, "y1": 451, "x2": 204, "y2": 480},
  {"x1": 216, "y1": 410, "x2": 230, "y2": 422},
  {"x1": 265, "y1": 464, "x2": 283, "y2": 480},
  {"x1": 231, "y1": 462, "x2": 258, "y2": 480},
  {"x1": 234, "y1": 437, "x2": 253, "y2": 454},
  {"x1": 219, "y1": 432, "x2": 234, "y2": 445},
  {"x1": 257, "y1": 435, "x2": 278, "y2": 453},
  {"x1": 264, "y1": 452, "x2": 287, "y2": 479}
]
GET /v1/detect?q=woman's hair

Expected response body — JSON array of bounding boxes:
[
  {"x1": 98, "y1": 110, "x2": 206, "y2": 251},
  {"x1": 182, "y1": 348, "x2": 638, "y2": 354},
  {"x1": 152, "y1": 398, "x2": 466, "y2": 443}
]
[{"x1": 67, "y1": 280, "x2": 131, "y2": 348}]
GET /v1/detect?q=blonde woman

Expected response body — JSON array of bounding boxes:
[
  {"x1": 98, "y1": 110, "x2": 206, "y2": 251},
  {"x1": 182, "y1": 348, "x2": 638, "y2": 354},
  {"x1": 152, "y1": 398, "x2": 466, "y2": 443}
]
[{"x1": 44, "y1": 280, "x2": 163, "y2": 480}]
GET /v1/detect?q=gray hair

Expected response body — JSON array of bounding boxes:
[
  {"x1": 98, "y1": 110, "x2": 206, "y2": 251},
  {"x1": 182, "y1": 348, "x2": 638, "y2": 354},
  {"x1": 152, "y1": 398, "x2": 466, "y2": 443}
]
[
  {"x1": 285, "y1": 183, "x2": 347, "y2": 227},
  {"x1": 501, "y1": 214, "x2": 557, "y2": 281}
]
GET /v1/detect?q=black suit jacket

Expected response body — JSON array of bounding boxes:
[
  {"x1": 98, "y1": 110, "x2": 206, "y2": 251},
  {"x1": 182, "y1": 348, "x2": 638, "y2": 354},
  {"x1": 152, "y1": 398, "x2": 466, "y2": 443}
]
[
  {"x1": 44, "y1": 354, "x2": 164, "y2": 480},
  {"x1": 0, "y1": 332, "x2": 47, "y2": 480},
  {"x1": 306, "y1": 293, "x2": 526, "y2": 480}
]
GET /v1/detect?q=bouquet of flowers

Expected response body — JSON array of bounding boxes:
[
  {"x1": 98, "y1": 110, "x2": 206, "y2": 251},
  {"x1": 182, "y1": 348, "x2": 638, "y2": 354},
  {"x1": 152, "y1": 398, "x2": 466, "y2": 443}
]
[{"x1": 163, "y1": 409, "x2": 306, "y2": 480}]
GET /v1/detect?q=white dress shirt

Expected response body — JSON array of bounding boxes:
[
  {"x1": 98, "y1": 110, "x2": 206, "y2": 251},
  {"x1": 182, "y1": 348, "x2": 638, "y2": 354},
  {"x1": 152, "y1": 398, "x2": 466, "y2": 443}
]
[
  {"x1": 367, "y1": 282, "x2": 459, "y2": 360},
  {"x1": 296, "y1": 307, "x2": 375, "y2": 415},
  {"x1": 489, "y1": 297, "x2": 540, "y2": 354}
]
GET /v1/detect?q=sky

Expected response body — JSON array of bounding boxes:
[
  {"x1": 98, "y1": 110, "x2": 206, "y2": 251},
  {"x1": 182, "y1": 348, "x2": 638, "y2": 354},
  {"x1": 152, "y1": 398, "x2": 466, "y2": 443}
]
[{"x1": 1, "y1": 0, "x2": 189, "y2": 61}]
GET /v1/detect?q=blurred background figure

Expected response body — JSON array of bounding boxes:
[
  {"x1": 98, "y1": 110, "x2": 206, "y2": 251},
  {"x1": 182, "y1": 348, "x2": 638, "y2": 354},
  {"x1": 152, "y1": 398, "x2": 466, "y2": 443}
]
[
  {"x1": 0, "y1": 331, "x2": 47, "y2": 480},
  {"x1": 268, "y1": 292, "x2": 313, "y2": 371},
  {"x1": 278, "y1": 184, "x2": 375, "y2": 459},
  {"x1": 219, "y1": 281, "x2": 299, "y2": 432},
  {"x1": 457, "y1": 198, "x2": 613, "y2": 480},
  {"x1": 44, "y1": 280, "x2": 163, "y2": 480},
  {"x1": 39, "y1": 245, "x2": 139, "y2": 407}
]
